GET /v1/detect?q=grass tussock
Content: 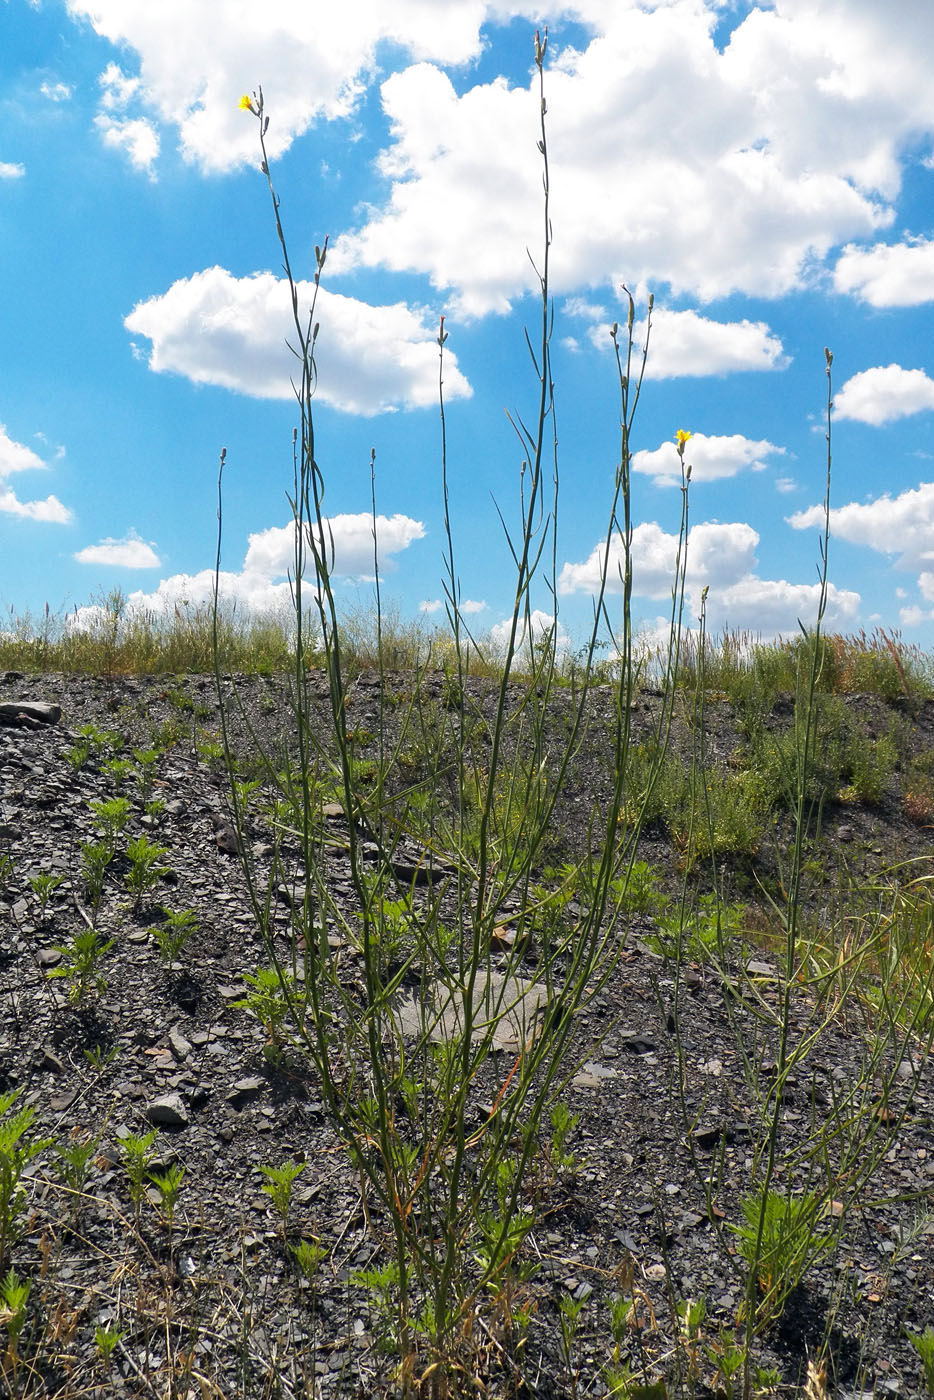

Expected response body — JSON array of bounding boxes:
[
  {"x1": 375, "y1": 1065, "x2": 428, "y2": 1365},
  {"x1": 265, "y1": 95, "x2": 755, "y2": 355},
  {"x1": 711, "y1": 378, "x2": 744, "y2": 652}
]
[{"x1": 2, "y1": 596, "x2": 931, "y2": 708}]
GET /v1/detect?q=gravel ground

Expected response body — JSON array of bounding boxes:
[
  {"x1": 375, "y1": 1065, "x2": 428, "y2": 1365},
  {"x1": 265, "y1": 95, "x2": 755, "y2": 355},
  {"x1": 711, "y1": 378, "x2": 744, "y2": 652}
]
[{"x1": 1, "y1": 668, "x2": 933, "y2": 1399}]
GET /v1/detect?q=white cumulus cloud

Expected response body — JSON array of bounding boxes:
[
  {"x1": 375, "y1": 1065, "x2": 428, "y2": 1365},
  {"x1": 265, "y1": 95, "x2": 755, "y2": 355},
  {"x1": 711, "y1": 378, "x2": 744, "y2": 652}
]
[
  {"x1": 489, "y1": 608, "x2": 570, "y2": 658},
  {"x1": 95, "y1": 115, "x2": 160, "y2": 175},
  {"x1": 74, "y1": 531, "x2": 161, "y2": 568},
  {"x1": 558, "y1": 520, "x2": 759, "y2": 599},
  {"x1": 59, "y1": 3, "x2": 934, "y2": 306},
  {"x1": 632, "y1": 433, "x2": 784, "y2": 488},
  {"x1": 834, "y1": 364, "x2": 934, "y2": 425},
  {"x1": 125, "y1": 267, "x2": 472, "y2": 415},
  {"x1": 788, "y1": 480, "x2": 934, "y2": 575},
  {"x1": 71, "y1": 508, "x2": 426, "y2": 629},
  {"x1": 64, "y1": 0, "x2": 521, "y2": 175},
  {"x1": 40, "y1": 81, "x2": 74, "y2": 102},
  {"x1": 0, "y1": 424, "x2": 72, "y2": 523},
  {"x1": 93, "y1": 62, "x2": 160, "y2": 174},
  {"x1": 0, "y1": 490, "x2": 71, "y2": 523},
  {"x1": 243, "y1": 513, "x2": 425, "y2": 578},
  {"x1": 588, "y1": 308, "x2": 788, "y2": 378},
  {"x1": 558, "y1": 516, "x2": 860, "y2": 635},
  {"x1": 328, "y1": 0, "x2": 923, "y2": 313},
  {"x1": 0, "y1": 162, "x2": 25, "y2": 179},
  {"x1": 834, "y1": 238, "x2": 934, "y2": 307}
]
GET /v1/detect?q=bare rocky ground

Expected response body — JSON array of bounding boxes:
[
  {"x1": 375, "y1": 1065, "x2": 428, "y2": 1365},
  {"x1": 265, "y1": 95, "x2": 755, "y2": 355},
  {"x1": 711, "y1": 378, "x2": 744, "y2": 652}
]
[{"x1": 1, "y1": 668, "x2": 934, "y2": 1399}]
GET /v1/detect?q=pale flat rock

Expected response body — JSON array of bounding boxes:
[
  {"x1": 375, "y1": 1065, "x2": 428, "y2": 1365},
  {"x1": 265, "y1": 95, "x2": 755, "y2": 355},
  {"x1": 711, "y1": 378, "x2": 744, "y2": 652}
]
[
  {"x1": 397, "y1": 969, "x2": 550, "y2": 1052},
  {"x1": 145, "y1": 1092, "x2": 189, "y2": 1127},
  {"x1": 572, "y1": 1061, "x2": 619, "y2": 1089}
]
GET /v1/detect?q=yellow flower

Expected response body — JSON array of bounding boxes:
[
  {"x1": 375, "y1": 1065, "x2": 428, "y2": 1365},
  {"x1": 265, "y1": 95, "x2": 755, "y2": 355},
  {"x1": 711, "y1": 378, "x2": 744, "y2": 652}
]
[
  {"x1": 239, "y1": 94, "x2": 254, "y2": 111},
  {"x1": 675, "y1": 429, "x2": 692, "y2": 448}
]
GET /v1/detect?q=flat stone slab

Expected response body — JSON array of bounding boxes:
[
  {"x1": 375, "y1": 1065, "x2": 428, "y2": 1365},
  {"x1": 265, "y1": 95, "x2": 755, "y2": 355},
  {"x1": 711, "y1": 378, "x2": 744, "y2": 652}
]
[
  {"x1": 397, "y1": 970, "x2": 550, "y2": 1053},
  {"x1": 0, "y1": 701, "x2": 62, "y2": 727}
]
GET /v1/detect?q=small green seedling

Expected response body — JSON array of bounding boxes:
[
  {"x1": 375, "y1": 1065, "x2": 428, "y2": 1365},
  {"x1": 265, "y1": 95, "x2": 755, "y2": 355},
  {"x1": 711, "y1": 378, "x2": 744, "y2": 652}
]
[
  {"x1": 550, "y1": 1100, "x2": 580, "y2": 1173},
  {"x1": 907, "y1": 1324, "x2": 934, "y2": 1395},
  {"x1": 101, "y1": 756, "x2": 133, "y2": 784},
  {"x1": 259, "y1": 1160, "x2": 304, "y2": 1237},
  {"x1": 732, "y1": 1187, "x2": 831, "y2": 1325},
  {"x1": 233, "y1": 966, "x2": 299, "y2": 1054},
  {"x1": 119, "y1": 1129, "x2": 158, "y2": 1225},
  {"x1": 148, "y1": 1162, "x2": 185, "y2": 1229},
  {"x1": 0, "y1": 1267, "x2": 30, "y2": 1357},
  {"x1": 196, "y1": 733, "x2": 225, "y2": 765},
  {"x1": 80, "y1": 841, "x2": 112, "y2": 916},
  {"x1": 558, "y1": 1293, "x2": 586, "y2": 1391},
  {"x1": 0, "y1": 1089, "x2": 53, "y2": 1271},
  {"x1": 124, "y1": 835, "x2": 171, "y2": 909},
  {"x1": 47, "y1": 928, "x2": 114, "y2": 1005},
  {"x1": 65, "y1": 738, "x2": 90, "y2": 769},
  {"x1": 94, "y1": 1323, "x2": 125, "y2": 1364},
  {"x1": 290, "y1": 1236, "x2": 327, "y2": 1283},
  {"x1": 233, "y1": 776, "x2": 262, "y2": 819},
  {"x1": 89, "y1": 797, "x2": 131, "y2": 852},
  {"x1": 132, "y1": 747, "x2": 161, "y2": 801},
  {"x1": 51, "y1": 1129, "x2": 99, "y2": 1220},
  {"x1": 29, "y1": 870, "x2": 63, "y2": 922},
  {"x1": 83, "y1": 1043, "x2": 119, "y2": 1074},
  {"x1": 154, "y1": 907, "x2": 198, "y2": 964}
]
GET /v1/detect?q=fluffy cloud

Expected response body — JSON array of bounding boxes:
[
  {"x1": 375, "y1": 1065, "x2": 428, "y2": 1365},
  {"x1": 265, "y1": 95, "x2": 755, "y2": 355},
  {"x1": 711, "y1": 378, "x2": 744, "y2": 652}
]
[
  {"x1": 40, "y1": 81, "x2": 74, "y2": 102},
  {"x1": 558, "y1": 516, "x2": 860, "y2": 635},
  {"x1": 710, "y1": 577, "x2": 859, "y2": 634},
  {"x1": 489, "y1": 608, "x2": 570, "y2": 657},
  {"x1": 0, "y1": 426, "x2": 44, "y2": 476},
  {"x1": 0, "y1": 162, "x2": 25, "y2": 179},
  {"x1": 558, "y1": 520, "x2": 759, "y2": 599},
  {"x1": 834, "y1": 238, "x2": 934, "y2": 306},
  {"x1": 900, "y1": 603, "x2": 934, "y2": 627},
  {"x1": 95, "y1": 115, "x2": 159, "y2": 174},
  {"x1": 65, "y1": 0, "x2": 528, "y2": 175},
  {"x1": 93, "y1": 61, "x2": 160, "y2": 174},
  {"x1": 585, "y1": 308, "x2": 788, "y2": 378},
  {"x1": 632, "y1": 433, "x2": 784, "y2": 488},
  {"x1": 834, "y1": 365, "x2": 934, "y2": 425},
  {"x1": 61, "y1": 3, "x2": 934, "y2": 306},
  {"x1": 243, "y1": 513, "x2": 425, "y2": 578},
  {"x1": 328, "y1": 0, "x2": 927, "y2": 313},
  {"x1": 74, "y1": 509, "x2": 427, "y2": 628},
  {"x1": 0, "y1": 490, "x2": 71, "y2": 523},
  {"x1": 788, "y1": 481, "x2": 934, "y2": 574},
  {"x1": 99, "y1": 61, "x2": 142, "y2": 111},
  {"x1": 125, "y1": 267, "x2": 472, "y2": 414},
  {"x1": 74, "y1": 531, "x2": 161, "y2": 568},
  {"x1": 0, "y1": 424, "x2": 72, "y2": 523}
]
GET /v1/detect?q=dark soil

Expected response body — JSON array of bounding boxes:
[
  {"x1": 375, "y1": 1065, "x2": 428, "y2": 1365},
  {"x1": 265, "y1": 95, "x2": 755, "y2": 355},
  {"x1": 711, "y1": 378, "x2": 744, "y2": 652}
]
[{"x1": 1, "y1": 668, "x2": 933, "y2": 1399}]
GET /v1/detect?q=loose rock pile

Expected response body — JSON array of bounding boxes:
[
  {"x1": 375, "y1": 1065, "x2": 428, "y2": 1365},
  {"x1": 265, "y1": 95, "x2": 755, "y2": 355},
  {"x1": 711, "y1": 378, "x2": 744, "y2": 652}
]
[{"x1": 0, "y1": 669, "x2": 932, "y2": 1397}]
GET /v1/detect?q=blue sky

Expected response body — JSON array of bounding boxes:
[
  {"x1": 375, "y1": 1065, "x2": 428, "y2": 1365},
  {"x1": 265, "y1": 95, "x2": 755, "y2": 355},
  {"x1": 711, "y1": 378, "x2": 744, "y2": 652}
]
[{"x1": 3, "y1": 0, "x2": 934, "y2": 653}]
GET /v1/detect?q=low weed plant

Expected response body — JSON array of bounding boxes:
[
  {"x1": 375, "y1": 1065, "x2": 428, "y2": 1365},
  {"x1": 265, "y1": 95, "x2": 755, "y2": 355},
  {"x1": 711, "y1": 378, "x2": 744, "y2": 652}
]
[
  {"x1": 47, "y1": 928, "x2": 114, "y2": 1005},
  {"x1": 0, "y1": 1091, "x2": 52, "y2": 1272},
  {"x1": 124, "y1": 835, "x2": 171, "y2": 910},
  {"x1": 219, "y1": 55, "x2": 692, "y2": 1389}
]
